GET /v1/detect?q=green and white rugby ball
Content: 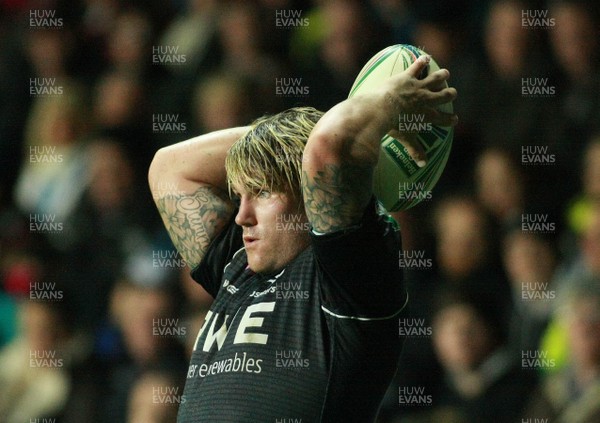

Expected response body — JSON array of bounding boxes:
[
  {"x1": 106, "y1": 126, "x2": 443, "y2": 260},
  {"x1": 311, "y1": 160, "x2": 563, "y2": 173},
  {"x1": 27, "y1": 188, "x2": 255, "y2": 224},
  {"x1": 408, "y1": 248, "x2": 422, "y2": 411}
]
[{"x1": 348, "y1": 44, "x2": 454, "y2": 211}]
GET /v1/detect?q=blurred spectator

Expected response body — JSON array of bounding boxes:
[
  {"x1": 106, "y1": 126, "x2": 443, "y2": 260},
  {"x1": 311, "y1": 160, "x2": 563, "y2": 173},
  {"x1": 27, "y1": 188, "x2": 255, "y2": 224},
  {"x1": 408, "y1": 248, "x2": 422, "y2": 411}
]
[
  {"x1": 91, "y1": 71, "x2": 152, "y2": 178},
  {"x1": 370, "y1": 0, "x2": 416, "y2": 45},
  {"x1": 179, "y1": 266, "x2": 212, "y2": 313},
  {"x1": 146, "y1": 0, "x2": 224, "y2": 150},
  {"x1": 389, "y1": 288, "x2": 535, "y2": 423},
  {"x1": 0, "y1": 291, "x2": 17, "y2": 349},
  {"x1": 474, "y1": 146, "x2": 526, "y2": 228},
  {"x1": 80, "y1": 0, "x2": 120, "y2": 41},
  {"x1": 0, "y1": 253, "x2": 43, "y2": 349},
  {"x1": 502, "y1": 227, "x2": 558, "y2": 353},
  {"x1": 566, "y1": 135, "x2": 600, "y2": 236},
  {"x1": 380, "y1": 196, "x2": 511, "y2": 422},
  {"x1": 158, "y1": 0, "x2": 221, "y2": 78},
  {"x1": 539, "y1": 204, "x2": 600, "y2": 373},
  {"x1": 105, "y1": 9, "x2": 153, "y2": 77},
  {"x1": 548, "y1": 0, "x2": 600, "y2": 150},
  {"x1": 581, "y1": 137, "x2": 600, "y2": 202},
  {"x1": 522, "y1": 275, "x2": 600, "y2": 422},
  {"x1": 101, "y1": 279, "x2": 187, "y2": 423},
  {"x1": 13, "y1": 83, "x2": 91, "y2": 229},
  {"x1": 0, "y1": 300, "x2": 73, "y2": 423},
  {"x1": 216, "y1": 0, "x2": 283, "y2": 113},
  {"x1": 556, "y1": 204, "x2": 600, "y2": 285},
  {"x1": 25, "y1": 28, "x2": 73, "y2": 80},
  {"x1": 59, "y1": 138, "x2": 155, "y2": 330},
  {"x1": 432, "y1": 195, "x2": 507, "y2": 293},
  {"x1": 296, "y1": 0, "x2": 385, "y2": 110},
  {"x1": 464, "y1": 0, "x2": 562, "y2": 152},
  {"x1": 127, "y1": 370, "x2": 181, "y2": 423},
  {"x1": 191, "y1": 72, "x2": 253, "y2": 134},
  {"x1": 93, "y1": 72, "x2": 144, "y2": 132}
]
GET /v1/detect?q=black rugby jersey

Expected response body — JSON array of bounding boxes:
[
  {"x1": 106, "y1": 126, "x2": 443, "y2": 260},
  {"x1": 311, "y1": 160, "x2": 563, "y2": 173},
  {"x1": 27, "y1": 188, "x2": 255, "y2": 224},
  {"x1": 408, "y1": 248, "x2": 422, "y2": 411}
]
[{"x1": 178, "y1": 199, "x2": 407, "y2": 422}]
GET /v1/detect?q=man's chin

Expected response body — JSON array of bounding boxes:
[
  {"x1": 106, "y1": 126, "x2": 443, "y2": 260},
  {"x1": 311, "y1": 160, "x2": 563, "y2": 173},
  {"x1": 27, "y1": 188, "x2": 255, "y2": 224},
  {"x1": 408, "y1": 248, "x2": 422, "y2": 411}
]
[
  {"x1": 246, "y1": 255, "x2": 263, "y2": 273},
  {"x1": 246, "y1": 256, "x2": 277, "y2": 275}
]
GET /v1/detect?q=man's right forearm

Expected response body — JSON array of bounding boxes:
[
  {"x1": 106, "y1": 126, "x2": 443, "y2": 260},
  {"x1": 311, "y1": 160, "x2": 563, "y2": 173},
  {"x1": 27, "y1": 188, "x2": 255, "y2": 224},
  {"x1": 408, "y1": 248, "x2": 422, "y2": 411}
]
[
  {"x1": 148, "y1": 126, "x2": 250, "y2": 269},
  {"x1": 149, "y1": 126, "x2": 251, "y2": 195}
]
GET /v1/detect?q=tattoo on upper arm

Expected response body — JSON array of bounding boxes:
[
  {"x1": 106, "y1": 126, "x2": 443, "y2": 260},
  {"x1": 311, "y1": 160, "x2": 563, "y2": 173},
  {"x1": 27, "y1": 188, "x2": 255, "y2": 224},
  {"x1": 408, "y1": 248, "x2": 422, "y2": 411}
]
[
  {"x1": 302, "y1": 163, "x2": 372, "y2": 233},
  {"x1": 155, "y1": 186, "x2": 234, "y2": 269}
]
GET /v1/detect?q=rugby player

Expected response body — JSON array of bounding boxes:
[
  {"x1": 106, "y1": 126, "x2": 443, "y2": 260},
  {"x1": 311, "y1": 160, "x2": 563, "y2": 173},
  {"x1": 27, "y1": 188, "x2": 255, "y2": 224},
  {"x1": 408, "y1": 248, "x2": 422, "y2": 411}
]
[{"x1": 149, "y1": 55, "x2": 457, "y2": 422}]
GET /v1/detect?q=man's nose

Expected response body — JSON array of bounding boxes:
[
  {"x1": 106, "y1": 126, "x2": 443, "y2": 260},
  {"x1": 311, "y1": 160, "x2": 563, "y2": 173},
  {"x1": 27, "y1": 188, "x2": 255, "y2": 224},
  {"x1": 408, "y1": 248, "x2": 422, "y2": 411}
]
[{"x1": 235, "y1": 196, "x2": 257, "y2": 227}]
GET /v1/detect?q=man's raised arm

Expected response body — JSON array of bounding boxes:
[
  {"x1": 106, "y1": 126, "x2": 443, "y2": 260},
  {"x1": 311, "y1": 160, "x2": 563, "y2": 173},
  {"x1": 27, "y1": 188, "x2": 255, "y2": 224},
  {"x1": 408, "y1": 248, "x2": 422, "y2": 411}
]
[
  {"x1": 148, "y1": 127, "x2": 249, "y2": 269},
  {"x1": 302, "y1": 55, "x2": 458, "y2": 233}
]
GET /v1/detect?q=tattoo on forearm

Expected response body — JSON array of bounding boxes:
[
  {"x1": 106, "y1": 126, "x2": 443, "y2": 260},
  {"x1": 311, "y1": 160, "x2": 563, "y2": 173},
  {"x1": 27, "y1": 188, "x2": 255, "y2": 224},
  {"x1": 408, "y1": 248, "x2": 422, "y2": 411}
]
[
  {"x1": 302, "y1": 163, "x2": 372, "y2": 233},
  {"x1": 156, "y1": 186, "x2": 234, "y2": 269}
]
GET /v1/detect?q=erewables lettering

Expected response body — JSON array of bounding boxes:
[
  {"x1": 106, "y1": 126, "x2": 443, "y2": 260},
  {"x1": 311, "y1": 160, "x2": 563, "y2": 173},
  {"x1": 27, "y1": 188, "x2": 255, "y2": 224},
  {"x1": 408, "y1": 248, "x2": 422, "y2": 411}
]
[{"x1": 187, "y1": 351, "x2": 263, "y2": 378}]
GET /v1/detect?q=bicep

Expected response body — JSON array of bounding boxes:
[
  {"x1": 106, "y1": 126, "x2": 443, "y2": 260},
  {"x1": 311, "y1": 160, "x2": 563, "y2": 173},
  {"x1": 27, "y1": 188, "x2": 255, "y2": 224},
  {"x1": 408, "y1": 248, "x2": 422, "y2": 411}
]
[{"x1": 154, "y1": 186, "x2": 235, "y2": 269}]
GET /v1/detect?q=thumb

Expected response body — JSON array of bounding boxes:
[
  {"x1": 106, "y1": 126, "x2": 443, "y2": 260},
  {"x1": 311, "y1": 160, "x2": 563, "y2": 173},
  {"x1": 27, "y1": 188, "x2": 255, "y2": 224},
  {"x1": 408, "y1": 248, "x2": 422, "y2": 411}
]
[{"x1": 406, "y1": 54, "x2": 431, "y2": 78}]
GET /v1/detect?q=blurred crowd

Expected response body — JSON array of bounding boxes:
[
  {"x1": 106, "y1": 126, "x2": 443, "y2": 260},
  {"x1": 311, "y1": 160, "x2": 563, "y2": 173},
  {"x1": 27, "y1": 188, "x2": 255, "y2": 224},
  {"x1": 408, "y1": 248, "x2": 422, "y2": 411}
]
[{"x1": 0, "y1": 0, "x2": 599, "y2": 422}]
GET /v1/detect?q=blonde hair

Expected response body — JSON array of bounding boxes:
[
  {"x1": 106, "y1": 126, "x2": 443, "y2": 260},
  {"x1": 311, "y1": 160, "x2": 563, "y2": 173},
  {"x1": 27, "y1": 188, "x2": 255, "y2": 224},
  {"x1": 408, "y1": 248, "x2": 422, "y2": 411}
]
[{"x1": 225, "y1": 107, "x2": 323, "y2": 198}]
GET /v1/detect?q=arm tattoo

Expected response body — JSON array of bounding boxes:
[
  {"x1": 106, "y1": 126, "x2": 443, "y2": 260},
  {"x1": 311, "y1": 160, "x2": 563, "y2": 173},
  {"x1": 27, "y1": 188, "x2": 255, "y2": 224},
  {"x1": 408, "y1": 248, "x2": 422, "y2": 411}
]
[
  {"x1": 155, "y1": 186, "x2": 234, "y2": 269},
  {"x1": 302, "y1": 163, "x2": 372, "y2": 233}
]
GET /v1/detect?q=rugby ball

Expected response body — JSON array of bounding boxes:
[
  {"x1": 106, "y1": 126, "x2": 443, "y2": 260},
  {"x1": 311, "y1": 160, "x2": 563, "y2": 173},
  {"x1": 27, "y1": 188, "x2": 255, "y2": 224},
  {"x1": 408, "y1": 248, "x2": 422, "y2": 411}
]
[{"x1": 348, "y1": 44, "x2": 454, "y2": 211}]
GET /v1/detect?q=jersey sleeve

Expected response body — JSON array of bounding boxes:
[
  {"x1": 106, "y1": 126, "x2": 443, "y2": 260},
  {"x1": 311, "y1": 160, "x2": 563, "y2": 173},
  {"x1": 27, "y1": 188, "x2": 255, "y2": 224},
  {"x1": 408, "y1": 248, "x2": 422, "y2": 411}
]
[
  {"x1": 190, "y1": 214, "x2": 243, "y2": 298},
  {"x1": 311, "y1": 197, "x2": 407, "y2": 319}
]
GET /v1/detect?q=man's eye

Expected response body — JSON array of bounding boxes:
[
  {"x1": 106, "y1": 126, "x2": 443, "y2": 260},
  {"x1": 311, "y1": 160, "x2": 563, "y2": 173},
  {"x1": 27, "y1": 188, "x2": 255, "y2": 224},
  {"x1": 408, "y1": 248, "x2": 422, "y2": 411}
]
[{"x1": 257, "y1": 190, "x2": 271, "y2": 199}]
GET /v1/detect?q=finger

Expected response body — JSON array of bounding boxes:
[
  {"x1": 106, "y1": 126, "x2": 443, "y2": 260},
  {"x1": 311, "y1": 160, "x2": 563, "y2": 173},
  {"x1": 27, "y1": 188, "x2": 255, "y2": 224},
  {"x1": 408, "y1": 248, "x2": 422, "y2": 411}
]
[
  {"x1": 423, "y1": 87, "x2": 458, "y2": 107},
  {"x1": 422, "y1": 69, "x2": 451, "y2": 92},
  {"x1": 405, "y1": 54, "x2": 431, "y2": 78},
  {"x1": 423, "y1": 68, "x2": 450, "y2": 84},
  {"x1": 389, "y1": 131, "x2": 427, "y2": 167}
]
